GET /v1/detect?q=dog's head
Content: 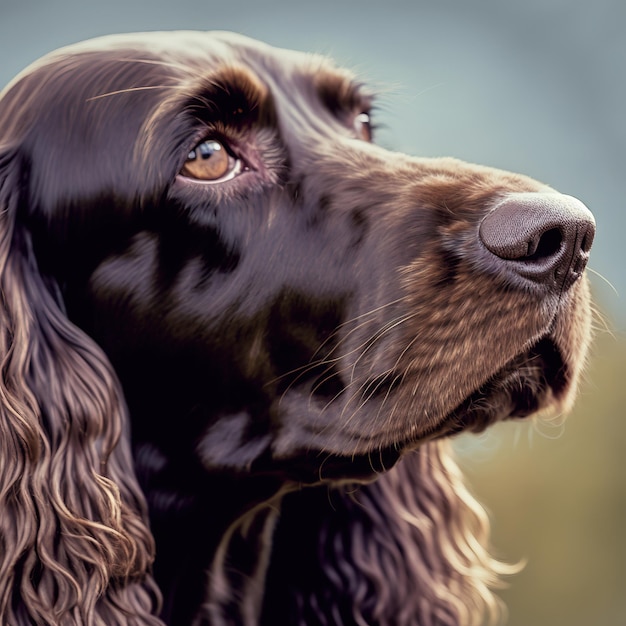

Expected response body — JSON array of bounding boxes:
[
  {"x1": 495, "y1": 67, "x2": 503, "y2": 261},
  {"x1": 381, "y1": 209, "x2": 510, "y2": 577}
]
[
  {"x1": 0, "y1": 31, "x2": 594, "y2": 486},
  {"x1": 0, "y1": 30, "x2": 596, "y2": 626}
]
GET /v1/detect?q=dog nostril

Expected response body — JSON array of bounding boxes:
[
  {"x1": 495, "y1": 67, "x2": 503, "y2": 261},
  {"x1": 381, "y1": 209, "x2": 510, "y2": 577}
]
[
  {"x1": 525, "y1": 227, "x2": 563, "y2": 261},
  {"x1": 479, "y1": 192, "x2": 595, "y2": 292},
  {"x1": 581, "y1": 228, "x2": 594, "y2": 254}
]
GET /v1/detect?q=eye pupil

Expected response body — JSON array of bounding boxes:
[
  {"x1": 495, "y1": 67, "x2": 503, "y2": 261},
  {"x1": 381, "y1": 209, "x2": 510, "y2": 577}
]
[{"x1": 199, "y1": 140, "x2": 222, "y2": 159}]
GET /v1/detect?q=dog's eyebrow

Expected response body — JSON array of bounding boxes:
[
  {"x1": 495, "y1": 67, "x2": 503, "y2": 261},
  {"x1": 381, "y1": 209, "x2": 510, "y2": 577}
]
[
  {"x1": 182, "y1": 65, "x2": 275, "y2": 128},
  {"x1": 314, "y1": 67, "x2": 372, "y2": 114}
]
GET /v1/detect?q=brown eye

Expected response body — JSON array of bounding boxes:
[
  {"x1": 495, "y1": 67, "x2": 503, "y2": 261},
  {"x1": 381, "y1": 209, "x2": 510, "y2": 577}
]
[{"x1": 181, "y1": 139, "x2": 240, "y2": 182}]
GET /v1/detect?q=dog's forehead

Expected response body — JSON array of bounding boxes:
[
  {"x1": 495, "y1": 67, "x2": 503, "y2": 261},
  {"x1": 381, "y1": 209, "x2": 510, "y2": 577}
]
[
  {"x1": 41, "y1": 30, "x2": 326, "y2": 81},
  {"x1": 146, "y1": 32, "x2": 351, "y2": 104},
  {"x1": 1, "y1": 30, "x2": 356, "y2": 137}
]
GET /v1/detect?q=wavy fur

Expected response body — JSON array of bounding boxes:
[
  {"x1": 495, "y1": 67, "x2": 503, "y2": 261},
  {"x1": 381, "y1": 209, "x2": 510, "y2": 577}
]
[
  {"x1": 264, "y1": 442, "x2": 515, "y2": 626},
  {"x1": 0, "y1": 154, "x2": 162, "y2": 625}
]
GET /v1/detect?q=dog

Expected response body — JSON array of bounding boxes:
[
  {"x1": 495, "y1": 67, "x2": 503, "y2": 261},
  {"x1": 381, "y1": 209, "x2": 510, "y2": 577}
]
[{"x1": 0, "y1": 31, "x2": 594, "y2": 625}]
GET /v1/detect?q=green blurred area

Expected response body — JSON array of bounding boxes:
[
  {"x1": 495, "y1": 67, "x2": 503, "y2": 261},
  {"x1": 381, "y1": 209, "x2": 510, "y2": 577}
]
[{"x1": 455, "y1": 323, "x2": 626, "y2": 625}]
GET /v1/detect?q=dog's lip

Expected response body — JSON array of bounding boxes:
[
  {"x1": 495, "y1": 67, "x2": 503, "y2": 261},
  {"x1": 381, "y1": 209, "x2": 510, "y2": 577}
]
[
  {"x1": 430, "y1": 336, "x2": 568, "y2": 439},
  {"x1": 261, "y1": 336, "x2": 570, "y2": 483},
  {"x1": 282, "y1": 333, "x2": 567, "y2": 475},
  {"x1": 281, "y1": 334, "x2": 565, "y2": 476}
]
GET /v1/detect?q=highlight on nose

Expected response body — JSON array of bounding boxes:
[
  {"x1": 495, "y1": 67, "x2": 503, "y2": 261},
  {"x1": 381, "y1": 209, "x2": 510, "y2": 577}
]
[{"x1": 479, "y1": 192, "x2": 595, "y2": 292}]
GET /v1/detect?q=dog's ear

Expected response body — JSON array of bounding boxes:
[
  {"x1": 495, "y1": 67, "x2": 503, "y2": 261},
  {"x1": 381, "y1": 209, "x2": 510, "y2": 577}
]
[
  {"x1": 0, "y1": 146, "x2": 163, "y2": 623},
  {"x1": 265, "y1": 440, "x2": 514, "y2": 626}
]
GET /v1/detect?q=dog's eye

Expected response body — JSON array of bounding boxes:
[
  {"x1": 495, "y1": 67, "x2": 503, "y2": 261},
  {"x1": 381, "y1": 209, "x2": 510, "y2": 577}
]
[
  {"x1": 181, "y1": 139, "x2": 242, "y2": 183},
  {"x1": 354, "y1": 112, "x2": 372, "y2": 141}
]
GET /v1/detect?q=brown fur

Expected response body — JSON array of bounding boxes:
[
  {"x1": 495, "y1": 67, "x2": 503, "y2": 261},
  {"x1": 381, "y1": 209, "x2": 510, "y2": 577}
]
[{"x1": 0, "y1": 32, "x2": 593, "y2": 625}]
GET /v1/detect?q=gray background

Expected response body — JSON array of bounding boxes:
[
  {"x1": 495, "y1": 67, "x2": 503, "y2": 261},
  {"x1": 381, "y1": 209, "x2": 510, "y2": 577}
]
[{"x1": 1, "y1": 1, "x2": 625, "y2": 625}]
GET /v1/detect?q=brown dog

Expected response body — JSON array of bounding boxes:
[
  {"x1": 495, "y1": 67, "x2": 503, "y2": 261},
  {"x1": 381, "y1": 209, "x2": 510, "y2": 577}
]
[{"x1": 0, "y1": 31, "x2": 594, "y2": 625}]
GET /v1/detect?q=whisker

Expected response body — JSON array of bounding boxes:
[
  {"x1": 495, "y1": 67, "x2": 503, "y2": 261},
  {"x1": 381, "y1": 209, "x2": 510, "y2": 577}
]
[
  {"x1": 340, "y1": 369, "x2": 396, "y2": 430},
  {"x1": 270, "y1": 298, "x2": 411, "y2": 400},
  {"x1": 348, "y1": 311, "x2": 419, "y2": 383},
  {"x1": 305, "y1": 309, "x2": 418, "y2": 423},
  {"x1": 319, "y1": 380, "x2": 351, "y2": 415},
  {"x1": 304, "y1": 311, "x2": 414, "y2": 407},
  {"x1": 308, "y1": 366, "x2": 343, "y2": 399},
  {"x1": 368, "y1": 450, "x2": 388, "y2": 474},
  {"x1": 304, "y1": 296, "x2": 408, "y2": 367},
  {"x1": 114, "y1": 57, "x2": 191, "y2": 71},
  {"x1": 375, "y1": 371, "x2": 407, "y2": 427},
  {"x1": 587, "y1": 267, "x2": 619, "y2": 296},
  {"x1": 590, "y1": 304, "x2": 615, "y2": 338},
  {"x1": 86, "y1": 85, "x2": 175, "y2": 102},
  {"x1": 336, "y1": 370, "x2": 391, "y2": 428},
  {"x1": 372, "y1": 330, "x2": 427, "y2": 425}
]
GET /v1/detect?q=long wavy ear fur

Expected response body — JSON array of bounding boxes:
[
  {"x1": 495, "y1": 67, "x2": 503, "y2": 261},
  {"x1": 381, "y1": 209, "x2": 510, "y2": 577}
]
[
  {"x1": 265, "y1": 440, "x2": 515, "y2": 626},
  {"x1": 0, "y1": 150, "x2": 163, "y2": 624}
]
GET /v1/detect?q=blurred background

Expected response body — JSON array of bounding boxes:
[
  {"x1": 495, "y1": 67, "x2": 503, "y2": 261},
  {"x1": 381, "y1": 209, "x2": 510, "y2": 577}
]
[{"x1": 1, "y1": 1, "x2": 624, "y2": 624}]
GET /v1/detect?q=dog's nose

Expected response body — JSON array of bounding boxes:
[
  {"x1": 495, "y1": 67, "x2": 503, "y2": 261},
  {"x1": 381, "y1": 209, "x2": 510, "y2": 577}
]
[{"x1": 479, "y1": 192, "x2": 595, "y2": 292}]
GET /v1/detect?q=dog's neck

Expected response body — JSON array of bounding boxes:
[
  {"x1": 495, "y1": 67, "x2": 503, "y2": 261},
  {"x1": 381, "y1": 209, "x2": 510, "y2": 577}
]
[
  {"x1": 202, "y1": 495, "x2": 285, "y2": 626},
  {"x1": 140, "y1": 454, "x2": 289, "y2": 625}
]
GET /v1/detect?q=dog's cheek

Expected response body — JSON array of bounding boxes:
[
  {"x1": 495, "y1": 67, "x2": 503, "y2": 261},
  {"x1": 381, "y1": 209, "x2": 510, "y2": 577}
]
[{"x1": 195, "y1": 413, "x2": 273, "y2": 471}]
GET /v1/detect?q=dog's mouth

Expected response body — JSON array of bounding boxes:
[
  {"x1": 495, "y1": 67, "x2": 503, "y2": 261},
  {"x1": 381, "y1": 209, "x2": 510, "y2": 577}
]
[
  {"x1": 340, "y1": 336, "x2": 569, "y2": 477},
  {"x1": 434, "y1": 336, "x2": 567, "y2": 439},
  {"x1": 338, "y1": 338, "x2": 567, "y2": 480},
  {"x1": 265, "y1": 336, "x2": 569, "y2": 484}
]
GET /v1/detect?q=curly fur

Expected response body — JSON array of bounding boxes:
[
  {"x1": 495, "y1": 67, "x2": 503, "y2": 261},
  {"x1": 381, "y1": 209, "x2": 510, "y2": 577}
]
[
  {"x1": 0, "y1": 155, "x2": 162, "y2": 624},
  {"x1": 0, "y1": 31, "x2": 593, "y2": 625},
  {"x1": 264, "y1": 441, "x2": 516, "y2": 626}
]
